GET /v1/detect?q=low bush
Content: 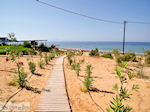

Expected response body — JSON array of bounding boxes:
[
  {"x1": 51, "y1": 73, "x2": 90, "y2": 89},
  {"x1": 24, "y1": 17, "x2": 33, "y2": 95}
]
[
  {"x1": 38, "y1": 43, "x2": 49, "y2": 52},
  {"x1": 112, "y1": 49, "x2": 120, "y2": 57},
  {"x1": 123, "y1": 53, "x2": 137, "y2": 62},
  {"x1": 76, "y1": 52, "x2": 83, "y2": 56},
  {"x1": 23, "y1": 41, "x2": 31, "y2": 48},
  {"x1": 101, "y1": 53, "x2": 113, "y2": 59},
  {"x1": 67, "y1": 51, "x2": 75, "y2": 57},
  {"x1": 28, "y1": 62, "x2": 36, "y2": 74},
  {"x1": 89, "y1": 48, "x2": 99, "y2": 56},
  {"x1": 145, "y1": 50, "x2": 150, "y2": 65},
  {"x1": 116, "y1": 53, "x2": 137, "y2": 65}
]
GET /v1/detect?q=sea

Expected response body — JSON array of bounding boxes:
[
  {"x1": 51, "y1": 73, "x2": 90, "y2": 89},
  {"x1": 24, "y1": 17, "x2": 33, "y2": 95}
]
[
  {"x1": 5, "y1": 41, "x2": 150, "y2": 53},
  {"x1": 47, "y1": 41, "x2": 150, "y2": 53}
]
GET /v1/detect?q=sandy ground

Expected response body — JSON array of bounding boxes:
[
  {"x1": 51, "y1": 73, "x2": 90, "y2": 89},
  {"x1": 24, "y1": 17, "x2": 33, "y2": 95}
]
[
  {"x1": 0, "y1": 55, "x2": 57, "y2": 112},
  {"x1": 64, "y1": 55, "x2": 150, "y2": 112}
]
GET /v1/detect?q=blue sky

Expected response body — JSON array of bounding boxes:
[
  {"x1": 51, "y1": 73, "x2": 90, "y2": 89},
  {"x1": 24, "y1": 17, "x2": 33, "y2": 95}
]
[{"x1": 0, "y1": 0, "x2": 150, "y2": 42}]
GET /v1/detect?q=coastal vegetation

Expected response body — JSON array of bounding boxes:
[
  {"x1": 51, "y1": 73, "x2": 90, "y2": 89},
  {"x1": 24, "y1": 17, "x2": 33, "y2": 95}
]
[
  {"x1": 64, "y1": 48, "x2": 150, "y2": 112},
  {"x1": 28, "y1": 62, "x2": 36, "y2": 74},
  {"x1": 0, "y1": 42, "x2": 65, "y2": 111},
  {"x1": 101, "y1": 53, "x2": 113, "y2": 59},
  {"x1": 106, "y1": 61, "x2": 139, "y2": 112},
  {"x1": 89, "y1": 48, "x2": 99, "y2": 56},
  {"x1": 1, "y1": 41, "x2": 150, "y2": 112},
  {"x1": 145, "y1": 50, "x2": 150, "y2": 66}
]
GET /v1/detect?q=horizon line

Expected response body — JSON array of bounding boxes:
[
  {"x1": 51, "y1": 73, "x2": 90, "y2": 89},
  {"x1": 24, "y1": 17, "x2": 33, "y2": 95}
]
[{"x1": 48, "y1": 40, "x2": 150, "y2": 43}]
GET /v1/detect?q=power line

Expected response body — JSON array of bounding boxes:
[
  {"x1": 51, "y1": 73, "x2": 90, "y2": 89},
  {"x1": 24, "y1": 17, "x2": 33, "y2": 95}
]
[
  {"x1": 36, "y1": 0, "x2": 150, "y2": 25},
  {"x1": 128, "y1": 21, "x2": 150, "y2": 24},
  {"x1": 36, "y1": 0, "x2": 123, "y2": 24}
]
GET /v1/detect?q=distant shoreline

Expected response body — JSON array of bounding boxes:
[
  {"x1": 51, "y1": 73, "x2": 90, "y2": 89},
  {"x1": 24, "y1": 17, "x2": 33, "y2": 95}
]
[
  {"x1": 50, "y1": 41, "x2": 150, "y2": 43},
  {"x1": 60, "y1": 48, "x2": 144, "y2": 55}
]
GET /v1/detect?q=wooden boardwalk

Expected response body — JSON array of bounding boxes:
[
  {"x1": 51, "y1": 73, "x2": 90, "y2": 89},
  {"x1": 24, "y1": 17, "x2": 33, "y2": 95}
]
[{"x1": 35, "y1": 56, "x2": 71, "y2": 112}]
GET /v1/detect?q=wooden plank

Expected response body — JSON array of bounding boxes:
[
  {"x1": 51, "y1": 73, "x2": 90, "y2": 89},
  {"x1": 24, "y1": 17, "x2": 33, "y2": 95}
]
[{"x1": 35, "y1": 56, "x2": 71, "y2": 112}]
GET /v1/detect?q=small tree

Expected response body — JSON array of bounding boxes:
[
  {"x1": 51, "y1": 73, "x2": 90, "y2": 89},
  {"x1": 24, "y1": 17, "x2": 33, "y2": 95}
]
[
  {"x1": 82, "y1": 64, "x2": 93, "y2": 92},
  {"x1": 85, "y1": 64, "x2": 92, "y2": 77},
  {"x1": 44, "y1": 53, "x2": 49, "y2": 64},
  {"x1": 28, "y1": 62, "x2": 36, "y2": 74},
  {"x1": 8, "y1": 32, "x2": 17, "y2": 41},
  {"x1": 71, "y1": 61, "x2": 81, "y2": 76},
  {"x1": 15, "y1": 68, "x2": 27, "y2": 88},
  {"x1": 83, "y1": 76, "x2": 93, "y2": 92},
  {"x1": 75, "y1": 62, "x2": 80, "y2": 76}
]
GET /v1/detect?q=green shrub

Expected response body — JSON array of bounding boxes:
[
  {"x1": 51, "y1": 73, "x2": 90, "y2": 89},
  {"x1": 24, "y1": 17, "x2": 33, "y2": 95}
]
[
  {"x1": 67, "y1": 57, "x2": 73, "y2": 66},
  {"x1": 145, "y1": 50, "x2": 150, "y2": 65},
  {"x1": 85, "y1": 64, "x2": 92, "y2": 77},
  {"x1": 116, "y1": 53, "x2": 137, "y2": 65},
  {"x1": 23, "y1": 41, "x2": 31, "y2": 48},
  {"x1": 28, "y1": 62, "x2": 36, "y2": 74},
  {"x1": 123, "y1": 53, "x2": 137, "y2": 62},
  {"x1": 101, "y1": 53, "x2": 113, "y2": 59},
  {"x1": 38, "y1": 43, "x2": 49, "y2": 52},
  {"x1": 75, "y1": 62, "x2": 80, "y2": 76},
  {"x1": 119, "y1": 61, "x2": 128, "y2": 68},
  {"x1": 67, "y1": 51, "x2": 75, "y2": 57},
  {"x1": 76, "y1": 52, "x2": 83, "y2": 56},
  {"x1": 71, "y1": 61, "x2": 81, "y2": 76},
  {"x1": 83, "y1": 76, "x2": 92, "y2": 91},
  {"x1": 15, "y1": 69, "x2": 27, "y2": 88},
  {"x1": 89, "y1": 48, "x2": 99, "y2": 56},
  {"x1": 112, "y1": 49, "x2": 120, "y2": 57},
  {"x1": 107, "y1": 96, "x2": 132, "y2": 112}
]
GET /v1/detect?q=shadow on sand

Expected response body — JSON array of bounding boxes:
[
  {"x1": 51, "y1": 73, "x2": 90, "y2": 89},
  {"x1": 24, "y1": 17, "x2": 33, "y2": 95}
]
[
  {"x1": 33, "y1": 73, "x2": 43, "y2": 76},
  {"x1": 89, "y1": 87, "x2": 114, "y2": 94},
  {"x1": 25, "y1": 86, "x2": 41, "y2": 94}
]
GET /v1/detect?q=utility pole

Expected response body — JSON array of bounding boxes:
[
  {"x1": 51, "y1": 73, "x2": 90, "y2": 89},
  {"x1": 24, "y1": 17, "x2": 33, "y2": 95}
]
[{"x1": 122, "y1": 20, "x2": 127, "y2": 55}]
